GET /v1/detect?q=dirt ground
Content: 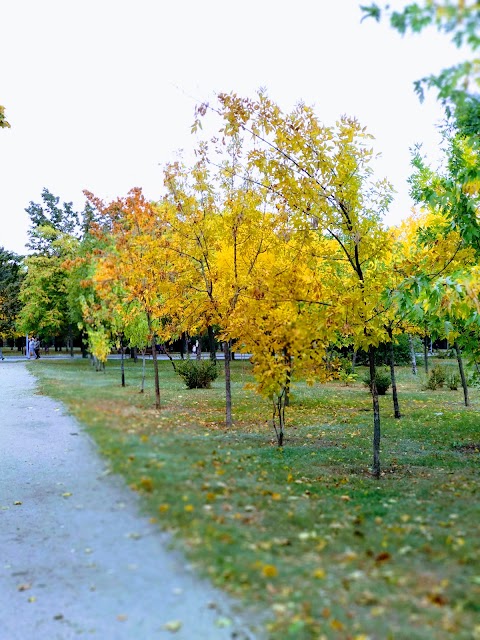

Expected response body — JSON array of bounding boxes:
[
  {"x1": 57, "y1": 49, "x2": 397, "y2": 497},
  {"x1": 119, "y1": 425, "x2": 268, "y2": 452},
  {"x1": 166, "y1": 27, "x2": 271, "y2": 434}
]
[{"x1": 0, "y1": 361, "x2": 261, "y2": 640}]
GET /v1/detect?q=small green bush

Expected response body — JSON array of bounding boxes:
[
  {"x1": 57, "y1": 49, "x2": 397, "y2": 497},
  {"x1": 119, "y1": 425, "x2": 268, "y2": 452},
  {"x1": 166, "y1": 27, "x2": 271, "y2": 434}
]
[
  {"x1": 176, "y1": 359, "x2": 218, "y2": 389},
  {"x1": 362, "y1": 369, "x2": 391, "y2": 395},
  {"x1": 424, "y1": 364, "x2": 447, "y2": 390},
  {"x1": 446, "y1": 371, "x2": 460, "y2": 390}
]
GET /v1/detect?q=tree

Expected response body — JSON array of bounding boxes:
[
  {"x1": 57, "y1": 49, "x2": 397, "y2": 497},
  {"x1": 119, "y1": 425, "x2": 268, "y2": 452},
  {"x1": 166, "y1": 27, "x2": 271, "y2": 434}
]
[
  {"x1": 199, "y1": 91, "x2": 395, "y2": 476},
  {"x1": 84, "y1": 188, "x2": 172, "y2": 409},
  {"x1": 361, "y1": 1, "x2": 480, "y2": 112},
  {"x1": 19, "y1": 189, "x2": 92, "y2": 351},
  {"x1": 0, "y1": 248, "x2": 24, "y2": 344},
  {"x1": 0, "y1": 105, "x2": 10, "y2": 129}
]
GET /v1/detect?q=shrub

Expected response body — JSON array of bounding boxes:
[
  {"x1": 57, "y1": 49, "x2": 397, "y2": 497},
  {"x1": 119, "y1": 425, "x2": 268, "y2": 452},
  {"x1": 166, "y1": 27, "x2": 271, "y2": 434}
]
[
  {"x1": 446, "y1": 371, "x2": 460, "y2": 390},
  {"x1": 424, "y1": 364, "x2": 447, "y2": 390},
  {"x1": 362, "y1": 368, "x2": 391, "y2": 395},
  {"x1": 176, "y1": 359, "x2": 218, "y2": 389}
]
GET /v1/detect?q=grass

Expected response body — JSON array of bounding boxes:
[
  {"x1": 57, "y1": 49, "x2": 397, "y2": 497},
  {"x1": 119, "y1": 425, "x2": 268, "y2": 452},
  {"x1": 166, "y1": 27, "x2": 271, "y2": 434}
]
[{"x1": 29, "y1": 356, "x2": 479, "y2": 640}]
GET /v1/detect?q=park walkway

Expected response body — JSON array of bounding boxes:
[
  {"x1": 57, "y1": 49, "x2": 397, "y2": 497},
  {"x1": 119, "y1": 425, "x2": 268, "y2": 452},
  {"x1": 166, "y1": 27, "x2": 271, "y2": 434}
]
[{"x1": 0, "y1": 362, "x2": 260, "y2": 640}]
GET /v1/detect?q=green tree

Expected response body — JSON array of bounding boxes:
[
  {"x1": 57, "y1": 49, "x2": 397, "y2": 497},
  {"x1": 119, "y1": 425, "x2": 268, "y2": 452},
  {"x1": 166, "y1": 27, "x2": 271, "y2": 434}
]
[
  {"x1": 0, "y1": 105, "x2": 10, "y2": 129},
  {"x1": 0, "y1": 248, "x2": 24, "y2": 343}
]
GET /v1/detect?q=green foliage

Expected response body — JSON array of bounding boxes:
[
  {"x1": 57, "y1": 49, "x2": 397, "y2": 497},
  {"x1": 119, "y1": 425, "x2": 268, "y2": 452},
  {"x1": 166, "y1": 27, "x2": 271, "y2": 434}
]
[
  {"x1": 176, "y1": 358, "x2": 218, "y2": 389},
  {"x1": 0, "y1": 105, "x2": 10, "y2": 129},
  {"x1": 337, "y1": 357, "x2": 358, "y2": 386},
  {"x1": 362, "y1": 368, "x2": 391, "y2": 395},
  {"x1": 0, "y1": 248, "x2": 24, "y2": 340},
  {"x1": 446, "y1": 370, "x2": 461, "y2": 390},
  {"x1": 424, "y1": 364, "x2": 447, "y2": 390}
]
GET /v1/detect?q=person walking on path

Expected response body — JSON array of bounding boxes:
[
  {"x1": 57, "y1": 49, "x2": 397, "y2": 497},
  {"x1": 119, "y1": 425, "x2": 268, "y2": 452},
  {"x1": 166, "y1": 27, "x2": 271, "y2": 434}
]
[
  {"x1": 28, "y1": 337, "x2": 36, "y2": 359},
  {"x1": 0, "y1": 362, "x2": 261, "y2": 640}
]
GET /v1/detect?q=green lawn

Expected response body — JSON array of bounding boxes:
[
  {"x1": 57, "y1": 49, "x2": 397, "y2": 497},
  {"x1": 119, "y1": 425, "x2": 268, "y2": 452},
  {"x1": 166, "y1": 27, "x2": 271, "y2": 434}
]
[{"x1": 30, "y1": 357, "x2": 480, "y2": 640}]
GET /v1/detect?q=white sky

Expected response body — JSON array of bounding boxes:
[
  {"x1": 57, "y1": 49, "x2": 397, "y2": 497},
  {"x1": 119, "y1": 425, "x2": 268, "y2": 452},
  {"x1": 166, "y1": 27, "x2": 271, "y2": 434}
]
[{"x1": 0, "y1": 0, "x2": 466, "y2": 255}]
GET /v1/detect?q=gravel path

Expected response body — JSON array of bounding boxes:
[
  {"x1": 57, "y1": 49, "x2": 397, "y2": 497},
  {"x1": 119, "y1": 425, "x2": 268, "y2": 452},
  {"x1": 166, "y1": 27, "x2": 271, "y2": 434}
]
[{"x1": 0, "y1": 362, "x2": 261, "y2": 640}]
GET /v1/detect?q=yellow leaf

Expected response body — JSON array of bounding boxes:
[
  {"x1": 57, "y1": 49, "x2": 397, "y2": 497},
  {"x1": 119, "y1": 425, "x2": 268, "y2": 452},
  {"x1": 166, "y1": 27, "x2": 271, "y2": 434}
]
[{"x1": 261, "y1": 564, "x2": 278, "y2": 578}]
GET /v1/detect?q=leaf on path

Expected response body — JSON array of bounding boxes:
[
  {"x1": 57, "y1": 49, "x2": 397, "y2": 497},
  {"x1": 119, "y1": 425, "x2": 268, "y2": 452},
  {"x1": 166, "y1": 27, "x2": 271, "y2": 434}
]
[
  {"x1": 163, "y1": 620, "x2": 182, "y2": 632},
  {"x1": 62, "y1": 492, "x2": 72, "y2": 498},
  {"x1": 17, "y1": 583, "x2": 31, "y2": 591},
  {"x1": 117, "y1": 614, "x2": 128, "y2": 621},
  {"x1": 13, "y1": 501, "x2": 22, "y2": 505},
  {"x1": 215, "y1": 616, "x2": 232, "y2": 628}
]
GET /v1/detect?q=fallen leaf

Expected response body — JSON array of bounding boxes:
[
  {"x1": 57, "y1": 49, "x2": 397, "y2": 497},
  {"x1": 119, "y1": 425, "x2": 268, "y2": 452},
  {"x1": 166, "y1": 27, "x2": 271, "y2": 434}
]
[{"x1": 163, "y1": 620, "x2": 182, "y2": 632}]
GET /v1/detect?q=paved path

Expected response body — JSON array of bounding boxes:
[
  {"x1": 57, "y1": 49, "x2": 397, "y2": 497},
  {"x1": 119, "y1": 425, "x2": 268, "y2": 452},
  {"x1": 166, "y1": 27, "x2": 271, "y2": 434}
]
[{"x1": 0, "y1": 362, "x2": 260, "y2": 640}]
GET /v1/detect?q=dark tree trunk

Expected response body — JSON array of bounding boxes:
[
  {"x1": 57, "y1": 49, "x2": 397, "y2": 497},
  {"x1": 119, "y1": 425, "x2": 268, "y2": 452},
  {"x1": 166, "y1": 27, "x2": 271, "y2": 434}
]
[
  {"x1": 147, "y1": 313, "x2": 160, "y2": 410},
  {"x1": 69, "y1": 324, "x2": 74, "y2": 358},
  {"x1": 273, "y1": 390, "x2": 286, "y2": 447},
  {"x1": 388, "y1": 332, "x2": 401, "y2": 419},
  {"x1": 223, "y1": 340, "x2": 232, "y2": 428},
  {"x1": 140, "y1": 348, "x2": 146, "y2": 393},
  {"x1": 454, "y1": 341, "x2": 470, "y2": 407},
  {"x1": 284, "y1": 350, "x2": 292, "y2": 407},
  {"x1": 369, "y1": 345, "x2": 381, "y2": 479},
  {"x1": 180, "y1": 332, "x2": 186, "y2": 360},
  {"x1": 423, "y1": 336, "x2": 429, "y2": 375},
  {"x1": 208, "y1": 325, "x2": 216, "y2": 362},
  {"x1": 352, "y1": 350, "x2": 357, "y2": 372},
  {"x1": 120, "y1": 334, "x2": 125, "y2": 388},
  {"x1": 408, "y1": 333, "x2": 417, "y2": 375}
]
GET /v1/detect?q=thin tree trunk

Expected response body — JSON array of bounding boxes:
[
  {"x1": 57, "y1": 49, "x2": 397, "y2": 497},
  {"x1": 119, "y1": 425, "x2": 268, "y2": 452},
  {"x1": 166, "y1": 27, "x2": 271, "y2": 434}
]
[
  {"x1": 273, "y1": 390, "x2": 286, "y2": 447},
  {"x1": 423, "y1": 336, "x2": 429, "y2": 375},
  {"x1": 284, "y1": 350, "x2": 292, "y2": 407},
  {"x1": 408, "y1": 333, "x2": 417, "y2": 375},
  {"x1": 196, "y1": 339, "x2": 202, "y2": 360},
  {"x1": 223, "y1": 340, "x2": 232, "y2": 428},
  {"x1": 147, "y1": 313, "x2": 160, "y2": 410},
  {"x1": 180, "y1": 332, "x2": 186, "y2": 360},
  {"x1": 208, "y1": 325, "x2": 217, "y2": 362},
  {"x1": 388, "y1": 334, "x2": 401, "y2": 419},
  {"x1": 352, "y1": 349, "x2": 357, "y2": 373},
  {"x1": 140, "y1": 348, "x2": 146, "y2": 393},
  {"x1": 69, "y1": 324, "x2": 74, "y2": 358},
  {"x1": 120, "y1": 334, "x2": 125, "y2": 387},
  {"x1": 454, "y1": 341, "x2": 470, "y2": 407},
  {"x1": 369, "y1": 345, "x2": 381, "y2": 479}
]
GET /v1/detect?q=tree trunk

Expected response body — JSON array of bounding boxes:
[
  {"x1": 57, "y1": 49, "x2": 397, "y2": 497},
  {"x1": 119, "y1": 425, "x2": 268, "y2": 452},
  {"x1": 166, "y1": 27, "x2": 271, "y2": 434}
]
[
  {"x1": 196, "y1": 339, "x2": 202, "y2": 361},
  {"x1": 369, "y1": 345, "x2": 381, "y2": 479},
  {"x1": 273, "y1": 391, "x2": 286, "y2": 447},
  {"x1": 408, "y1": 333, "x2": 417, "y2": 375},
  {"x1": 69, "y1": 324, "x2": 74, "y2": 358},
  {"x1": 223, "y1": 340, "x2": 232, "y2": 428},
  {"x1": 120, "y1": 334, "x2": 125, "y2": 388},
  {"x1": 140, "y1": 348, "x2": 146, "y2": 393},
  {"x1": 284, "y1": 350, "x2": 292, "y2": 407},
  {"x1": 423, "y1": 336, "x2": 429, "y2": 375},
  {"x1": 388, "y1": 337, "x2": 401, "y2": 419},
  {"x1": 454, "y1": 341, "x2": 470, "y2": 407},
  {"x1": 352, "y1": 349, "x2": 357, "y2": 373},
  {"x1": 208, "y1": 325, "x2": 216, "y2": 362},
  {"x1": 147, "y1": 313, "x2": 160, "y2": 410},
  {"x1": 180, "y1": 332, "x2": 186, "y2": 360}
]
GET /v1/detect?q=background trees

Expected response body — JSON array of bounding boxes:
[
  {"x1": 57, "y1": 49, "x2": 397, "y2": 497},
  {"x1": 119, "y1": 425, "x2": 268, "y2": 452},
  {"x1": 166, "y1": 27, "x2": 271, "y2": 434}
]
[{"x1": 0, "y1": 247, "x2": 23, "y2": 345}]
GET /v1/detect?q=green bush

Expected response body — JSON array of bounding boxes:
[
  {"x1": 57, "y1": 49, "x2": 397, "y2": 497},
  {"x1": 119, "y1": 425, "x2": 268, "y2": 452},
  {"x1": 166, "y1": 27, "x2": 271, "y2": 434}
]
[
  {"x1": 362, "y1": 368, "x2": 391, "y2": 395},
  {"x1": 424, "y1": 364, "x2": 447, "y2": 390},
  {"x1": 446, "y1": 371, "x2": 461, "y2": 390},
  {"x1": 176, "y1": 359, "x2": 218, "y2": 389}
]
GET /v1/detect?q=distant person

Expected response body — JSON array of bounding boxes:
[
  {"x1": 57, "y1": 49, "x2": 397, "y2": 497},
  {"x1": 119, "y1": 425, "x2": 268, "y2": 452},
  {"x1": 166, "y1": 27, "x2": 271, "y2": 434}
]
[
  {"x1": 34, "y1": 337, "x2": 41, "y2": 359},
  {"x1": 28, "y1": 338, "x2": 36, "y2": 359}
]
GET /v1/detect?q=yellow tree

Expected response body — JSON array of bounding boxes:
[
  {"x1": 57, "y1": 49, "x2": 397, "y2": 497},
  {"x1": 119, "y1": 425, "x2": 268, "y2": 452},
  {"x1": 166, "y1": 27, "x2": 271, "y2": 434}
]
[{"x1": 199, "y1": 91, "x2": 395, "y2": 477}]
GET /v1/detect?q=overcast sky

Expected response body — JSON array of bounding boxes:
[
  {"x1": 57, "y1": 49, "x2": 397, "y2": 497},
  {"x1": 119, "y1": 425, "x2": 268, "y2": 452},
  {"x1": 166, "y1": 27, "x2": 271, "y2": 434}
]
[{"x1": 0, "y1": 0, "x2": 464, "y2": 255}]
